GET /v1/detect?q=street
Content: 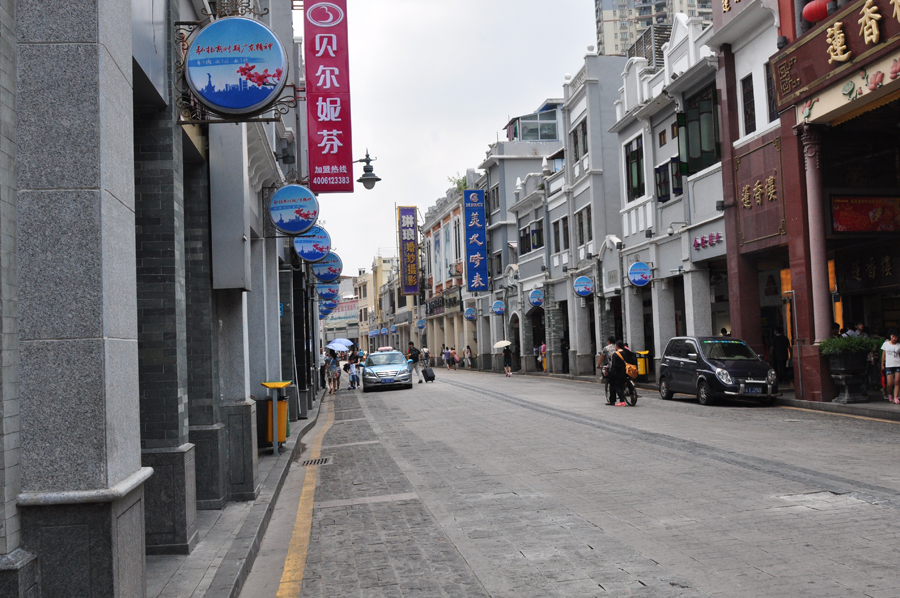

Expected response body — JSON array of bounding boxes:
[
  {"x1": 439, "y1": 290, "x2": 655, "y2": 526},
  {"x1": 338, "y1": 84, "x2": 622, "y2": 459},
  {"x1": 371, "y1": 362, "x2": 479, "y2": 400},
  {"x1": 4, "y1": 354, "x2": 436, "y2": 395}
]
[{"x1": 241, "y1": 370, "x2": 900, "y2": 598}]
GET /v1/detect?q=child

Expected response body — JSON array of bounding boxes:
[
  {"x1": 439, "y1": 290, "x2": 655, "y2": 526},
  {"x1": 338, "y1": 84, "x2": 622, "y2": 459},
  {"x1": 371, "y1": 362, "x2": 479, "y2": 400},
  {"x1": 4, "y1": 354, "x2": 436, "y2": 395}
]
[{"x1": 348, "y1": 362, "x2": 360, "y2": 390}]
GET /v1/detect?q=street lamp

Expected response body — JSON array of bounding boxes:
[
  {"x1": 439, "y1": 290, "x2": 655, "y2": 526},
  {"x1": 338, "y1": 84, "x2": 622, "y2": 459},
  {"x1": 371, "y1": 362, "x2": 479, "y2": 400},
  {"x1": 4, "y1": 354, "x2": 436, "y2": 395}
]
[{"x1": 355, "y1": 150, "x2": 381, "y2": 190}]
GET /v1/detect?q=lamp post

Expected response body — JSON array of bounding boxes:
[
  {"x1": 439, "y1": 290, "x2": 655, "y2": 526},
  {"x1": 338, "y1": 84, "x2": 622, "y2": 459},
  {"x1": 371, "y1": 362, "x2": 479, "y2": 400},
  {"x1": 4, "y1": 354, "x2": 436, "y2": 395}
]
[{"x1": 355, "y1": 150, "x2": 381, "y2": 190}]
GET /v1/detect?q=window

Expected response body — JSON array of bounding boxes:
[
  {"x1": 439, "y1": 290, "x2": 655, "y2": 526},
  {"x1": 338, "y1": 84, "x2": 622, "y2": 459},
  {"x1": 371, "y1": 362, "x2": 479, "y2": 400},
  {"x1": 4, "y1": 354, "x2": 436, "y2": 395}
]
[
  {"x1": 519, "y1": 111, "x2": 558, "y2": 141},
  {"x1": 562, "y1": 216, "x2": 570, "y2": 250},
  {"x1": 572, "y1": 119, "x2": 587, "y2": 161},
  {"x1": 765, "y1": 63, "x2": 778, "y2": 123},
  {"x1": 532, "y1": 219, "x2": 544, "y2": 249},
  {"x1": 576, "y1": 210, "x2": 585, "y2": 246},
  {"x1": 625, "y1": 135, "x2": 645, "y2": 201},
  {"x1": 443, "y1": 227, "x2": 451, "y2": 270},
  {"x1": 453, "y1": 219, "x2": 461, "y2": 261},
  {"x1": 489, "y1": 186, "x2": 500, "y2": 212},
  {"x1": 424, "y1": 243, "x2": 431, "y2": 277},
  {"x1": 671, "y1": 122, "x2": 678, "y2": 139},
  {"x1": 677, "y1": 85, "x2": 720, "y2": 177},
  {"x1": 553, "y1": 220, "x2": 561, "y2": 253},
  {"x1": 586, "y1": 206, "x2": 592, "y2": 241},
  {"x1": 519, "y1": 226, "x2": 531, "y2": 256},
  {"x1": 655, "y1": 163, "x2": 671, "y2": 202},
  {"x1": 659, "y1": 130, "x2": 667, "y2": 147},
  {"x1": 580, "y1": 120, "x2": 588, "y2": 157},
  {"x1": 670, "y1": 158, "x2": 683, "y2": 196},
  {"x1": 398, "y1": 294, "x2": 406, "y2": 308},
  {"x1": 741, "y1": 74, "x2": 756, "y2": 135},
  {"x1": 493, "y1": 252, "x2": 503, "y2": 275}
]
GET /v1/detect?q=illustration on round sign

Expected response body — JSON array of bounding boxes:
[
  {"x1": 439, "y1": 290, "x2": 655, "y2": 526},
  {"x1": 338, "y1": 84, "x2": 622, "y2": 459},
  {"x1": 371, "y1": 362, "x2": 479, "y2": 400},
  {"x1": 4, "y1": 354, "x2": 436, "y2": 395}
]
[
  {"x1": 492, "y1": 301, "x2": 505, "y2": 316},
  {"x1": 293, "y1": 225, "x2": 331, "y2": 262},
  {"x1": 381, "y1": 328, "x2": 388, "y2": 335},
  {"x1": 529, "y1": 289, "x2": 544, "y2": 307},
  {"x1": 312, "y1": 252, "x2": 343, "y2": 283},
  {"x1": 316, "y1": 283, "x2": 338, "y2": 301},
  {"x1": 269, "y1": 185, "x2": 319, "y2": 236},
  {"x1": 628, "y1": 262, "x2": 652, "y2": 287},
  {"x1": 185, "y1": 17, "x2": 289, "y2": 115},
  {"x1": 416, "y1": 319, "x2": 426, "y2": 330},
  {"x1": 573, "y1": 276, "x2": 594, "y2": 297},
  {"x1": 464, "y1": 308, "x2": 476, "y2": 321}
]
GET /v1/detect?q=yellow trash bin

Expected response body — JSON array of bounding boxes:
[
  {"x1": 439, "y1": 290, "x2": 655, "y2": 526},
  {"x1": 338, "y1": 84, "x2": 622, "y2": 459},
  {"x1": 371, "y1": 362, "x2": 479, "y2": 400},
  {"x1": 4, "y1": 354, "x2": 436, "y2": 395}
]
[
  {"x1": 267, "y1": 399, "x2": 288, "y2": 443},
  {"x1": 636, "y1": 351, "x2": 650, "y2": 376}
]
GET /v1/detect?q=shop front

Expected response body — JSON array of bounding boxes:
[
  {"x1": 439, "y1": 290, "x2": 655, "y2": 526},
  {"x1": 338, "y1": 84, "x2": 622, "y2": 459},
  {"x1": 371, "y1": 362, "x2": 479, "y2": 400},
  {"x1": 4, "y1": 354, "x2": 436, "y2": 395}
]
[{"x1": 769, "y1": 0, "x2": 900, "y2": 400}]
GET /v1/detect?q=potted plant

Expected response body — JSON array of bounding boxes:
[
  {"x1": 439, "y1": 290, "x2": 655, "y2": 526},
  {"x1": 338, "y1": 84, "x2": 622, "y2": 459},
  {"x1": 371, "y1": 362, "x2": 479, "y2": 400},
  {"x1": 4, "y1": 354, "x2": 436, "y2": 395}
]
[{"x1": 820, "y1": 335, "x2": 878, "y2": 404}]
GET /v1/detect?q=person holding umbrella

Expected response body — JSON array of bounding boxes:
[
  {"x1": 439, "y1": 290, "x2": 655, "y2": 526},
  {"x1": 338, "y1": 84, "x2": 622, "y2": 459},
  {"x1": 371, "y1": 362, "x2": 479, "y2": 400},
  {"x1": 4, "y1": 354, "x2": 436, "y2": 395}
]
[{"x1": 494, "y1": 340, "x2": 513, "y2": 377}]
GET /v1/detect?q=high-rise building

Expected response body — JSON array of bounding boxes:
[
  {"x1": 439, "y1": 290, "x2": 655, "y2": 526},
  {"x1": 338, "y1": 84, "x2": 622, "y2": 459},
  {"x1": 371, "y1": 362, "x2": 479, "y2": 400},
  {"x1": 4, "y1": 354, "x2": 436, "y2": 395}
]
[{"x1": 595, "y1": 0, "x2": 711, "y2": 55}]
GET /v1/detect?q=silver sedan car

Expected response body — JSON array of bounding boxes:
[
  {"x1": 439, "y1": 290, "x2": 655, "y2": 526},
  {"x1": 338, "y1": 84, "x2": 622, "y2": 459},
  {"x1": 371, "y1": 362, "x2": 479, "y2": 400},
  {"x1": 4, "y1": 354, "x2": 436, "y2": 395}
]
[{"x1": 361, "y1": 350, "x2": 413, "y2": 392}]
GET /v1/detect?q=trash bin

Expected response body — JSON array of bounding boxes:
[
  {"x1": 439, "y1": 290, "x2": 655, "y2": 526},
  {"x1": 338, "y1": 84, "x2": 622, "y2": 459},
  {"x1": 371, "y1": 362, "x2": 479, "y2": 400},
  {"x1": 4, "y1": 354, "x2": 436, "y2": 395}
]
[
  {"x1": 267, "y1": 399, "x2": 288, "y2": 443},
  {"x1": 636, "y1": 351, "x2": 650, "y2": 378}
]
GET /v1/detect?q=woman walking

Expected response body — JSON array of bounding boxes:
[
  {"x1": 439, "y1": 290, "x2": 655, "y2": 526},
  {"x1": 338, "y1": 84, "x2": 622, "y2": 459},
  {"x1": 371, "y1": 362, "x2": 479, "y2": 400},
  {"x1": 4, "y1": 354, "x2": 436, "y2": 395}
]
[
  {"x1": 450, "y1": 348, "x2": 459, "y2": 370},
  {"x1": 465, "y1": 345, "x2": 473, "y2": 369},
  {"x1": 325, "y1": 349, "x2": 340, "y2": 395},
  {"x1": 882, "y1": 328, "x2": 900, "y2": 403}
]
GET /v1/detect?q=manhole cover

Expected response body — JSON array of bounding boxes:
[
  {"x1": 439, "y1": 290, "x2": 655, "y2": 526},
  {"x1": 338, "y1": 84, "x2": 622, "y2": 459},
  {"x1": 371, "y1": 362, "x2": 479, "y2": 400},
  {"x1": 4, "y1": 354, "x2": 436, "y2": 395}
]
[{"x1": 298, "y1": 456, "x2": 332, "y2": 467}]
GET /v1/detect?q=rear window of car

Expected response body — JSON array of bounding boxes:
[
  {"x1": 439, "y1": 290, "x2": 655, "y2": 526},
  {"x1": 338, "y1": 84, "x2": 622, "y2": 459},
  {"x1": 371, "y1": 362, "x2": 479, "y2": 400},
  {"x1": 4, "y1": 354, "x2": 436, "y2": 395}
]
[{"x1": 701, "y1": 340, "x2": 759, "y2": 360}]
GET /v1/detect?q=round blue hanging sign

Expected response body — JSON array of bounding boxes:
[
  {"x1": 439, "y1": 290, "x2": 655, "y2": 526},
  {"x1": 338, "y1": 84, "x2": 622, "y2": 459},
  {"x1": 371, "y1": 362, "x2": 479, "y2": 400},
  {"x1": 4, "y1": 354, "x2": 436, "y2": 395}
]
[
  {"x1": 381, "y1": 328, "x2": 388, "y2": 335},
  {"x1": 390, "y1": 325, "x2": 398, "y2": 334},
  {"x1": 293, "y1": 226, "x2": 331, "y2": 262},
  {"x1": 316, "y1": 283, "x2": 338, "y2": 301},
  {"x1": 416, "y1": 319, "x2": 426, "y2": 330},
  {"x1": 312, "y1": 252, "x2": 343, "y2": 283},
  {"x1": 269, "y1": 185, "x2": 318, "y2": 236},
  {"x1": 573, "y1": 276, "x2": 594, "y2": 297},
  {"x1": 492, "y1": 301, "x2": 505, "y2": 316},
  {"x1": 185, "y1": 17, "x2": 289, "y2": 115},
  {"x1": 529, "y1": 289, "x2": 544, "y2": 307},
  {"x1": 321, "y1": 300, "x2": 338, "y2": 310},
  {"x1": 628, "y1": 262, "x2": 652, "y2": 287},
  {"x1": 464, "y1": 308, "x2": 476, "y2": 321}
]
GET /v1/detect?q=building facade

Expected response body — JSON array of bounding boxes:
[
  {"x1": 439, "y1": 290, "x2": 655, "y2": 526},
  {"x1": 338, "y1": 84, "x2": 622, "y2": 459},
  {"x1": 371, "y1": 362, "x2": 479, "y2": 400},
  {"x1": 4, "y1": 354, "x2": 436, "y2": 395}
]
[{"x1": 595, "y1": 0, "x2": 711, "y2": 56}]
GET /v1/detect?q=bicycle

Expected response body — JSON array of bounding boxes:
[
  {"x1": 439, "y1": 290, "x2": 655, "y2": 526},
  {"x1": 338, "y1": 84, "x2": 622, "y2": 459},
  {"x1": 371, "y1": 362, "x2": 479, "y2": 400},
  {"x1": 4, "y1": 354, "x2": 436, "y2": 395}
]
[{"x1": 601, "y1": 365, "x2": 638, "y2": 406}]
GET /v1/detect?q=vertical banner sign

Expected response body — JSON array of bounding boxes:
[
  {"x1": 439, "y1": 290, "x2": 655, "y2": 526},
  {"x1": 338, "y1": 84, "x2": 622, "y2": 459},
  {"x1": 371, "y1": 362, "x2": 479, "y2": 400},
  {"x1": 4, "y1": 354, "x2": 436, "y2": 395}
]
[
  {"x1": 398, "y1": 206, "x2": 419, "y2": 295},
  {"x1": 304, "y1": 2, "x2": 353, "y2": 193},
  {"x1": 464, "y1": 190, "x2": 488, "y2": 292}
]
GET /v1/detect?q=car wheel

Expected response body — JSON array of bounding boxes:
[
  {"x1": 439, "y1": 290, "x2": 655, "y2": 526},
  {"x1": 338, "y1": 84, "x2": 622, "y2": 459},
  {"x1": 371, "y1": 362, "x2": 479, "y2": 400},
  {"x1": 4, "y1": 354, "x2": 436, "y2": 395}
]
[
  {"x1": 659, "y1": 377, "x2": 673, "y2": 400},
  {"x1": 405, "y1": 384, "x2": 413, "y2": 390},
  {"x1": 759, "y1": 396, "x2": 774, "y2": 406},
  {"x1": 697, "y1": 380, "x2": 714, "y2": 406},
  {"x1": 362, "y1": 383, "x2": 371, "y2": 393}
]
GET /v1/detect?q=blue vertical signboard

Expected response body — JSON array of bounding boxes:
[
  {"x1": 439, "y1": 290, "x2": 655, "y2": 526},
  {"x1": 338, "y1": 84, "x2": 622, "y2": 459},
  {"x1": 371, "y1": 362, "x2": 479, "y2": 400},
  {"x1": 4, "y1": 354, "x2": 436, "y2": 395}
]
[{"x1": 463, "y1": 190, "x2": 489, "y2": 292}]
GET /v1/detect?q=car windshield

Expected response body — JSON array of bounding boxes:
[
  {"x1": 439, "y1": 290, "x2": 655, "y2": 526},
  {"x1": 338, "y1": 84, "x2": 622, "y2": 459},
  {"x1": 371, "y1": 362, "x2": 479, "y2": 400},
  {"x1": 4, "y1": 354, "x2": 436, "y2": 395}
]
[
  {"x1": 701, "y1": 340, "x2": 759, "y2": 361},
  {"x1": 366, "y1": 353, "x2": 406, "y2": 367}
]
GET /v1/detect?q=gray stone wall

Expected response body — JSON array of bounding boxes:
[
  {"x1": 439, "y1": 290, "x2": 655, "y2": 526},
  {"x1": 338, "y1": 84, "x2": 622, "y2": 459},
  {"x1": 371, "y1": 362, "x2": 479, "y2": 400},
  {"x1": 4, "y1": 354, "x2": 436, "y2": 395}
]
[{"x1": 0, "y1": 0, "x2": 17, "y2": 560}]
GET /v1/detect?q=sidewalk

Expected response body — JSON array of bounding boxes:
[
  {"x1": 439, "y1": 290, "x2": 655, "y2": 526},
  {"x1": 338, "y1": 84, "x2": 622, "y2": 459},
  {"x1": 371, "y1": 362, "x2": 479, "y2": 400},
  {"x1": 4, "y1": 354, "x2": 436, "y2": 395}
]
[{"x1": 146, "y1": 393, "x2": 324, "y2": 598}]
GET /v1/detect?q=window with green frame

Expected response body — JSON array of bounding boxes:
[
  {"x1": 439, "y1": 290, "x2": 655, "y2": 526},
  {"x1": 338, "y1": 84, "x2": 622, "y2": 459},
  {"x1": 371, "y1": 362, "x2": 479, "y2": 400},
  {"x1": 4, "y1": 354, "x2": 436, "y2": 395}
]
[
  {"x1": 625, "y1": 135, "x2": 644, "y2": 201},
  {"x1": 676, "y1": 85, "x2": 720, "y2": 177},
  {"x1": 655, "y1": 163, "x2": 671, "y2": 202}
]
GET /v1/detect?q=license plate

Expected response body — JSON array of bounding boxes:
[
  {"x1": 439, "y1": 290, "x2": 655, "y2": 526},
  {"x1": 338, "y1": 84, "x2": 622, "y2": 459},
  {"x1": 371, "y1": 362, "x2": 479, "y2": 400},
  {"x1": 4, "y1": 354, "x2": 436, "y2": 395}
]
[
  {"x1": 381, "y1": 378, "x2": 394, "y2": 384},
  {"x1": 745, "y1": 386, "x2": 763, "y2": 394}
]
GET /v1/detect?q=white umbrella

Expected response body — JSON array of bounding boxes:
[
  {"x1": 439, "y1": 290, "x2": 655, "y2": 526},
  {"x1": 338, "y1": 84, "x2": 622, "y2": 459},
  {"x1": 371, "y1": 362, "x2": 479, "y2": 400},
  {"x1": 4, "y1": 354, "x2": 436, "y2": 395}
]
[
  {"x1": 332, "y1": 338, "x2": 354, "y2": 347},
  {"x1": 493, "y1": 340, "x2": 512, "y2": 349},
  {"x1": 325, "y1": 342, "x2": 347, "y2": 351}
]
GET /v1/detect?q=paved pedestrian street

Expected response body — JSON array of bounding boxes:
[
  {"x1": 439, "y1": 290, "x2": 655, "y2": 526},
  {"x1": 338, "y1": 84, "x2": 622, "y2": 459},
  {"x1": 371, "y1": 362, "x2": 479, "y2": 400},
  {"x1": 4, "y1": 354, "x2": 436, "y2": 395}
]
[{"x1": 241, "y1": 371, "x2": 900, "y2": 598}]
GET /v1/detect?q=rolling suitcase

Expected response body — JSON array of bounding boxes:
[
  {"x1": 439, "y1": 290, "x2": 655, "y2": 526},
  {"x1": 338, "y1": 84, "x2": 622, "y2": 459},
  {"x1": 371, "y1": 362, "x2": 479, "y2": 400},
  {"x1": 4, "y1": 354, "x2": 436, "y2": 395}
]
[{"x1": 422, "y1": 367, "x2": 436, "y2": 383}]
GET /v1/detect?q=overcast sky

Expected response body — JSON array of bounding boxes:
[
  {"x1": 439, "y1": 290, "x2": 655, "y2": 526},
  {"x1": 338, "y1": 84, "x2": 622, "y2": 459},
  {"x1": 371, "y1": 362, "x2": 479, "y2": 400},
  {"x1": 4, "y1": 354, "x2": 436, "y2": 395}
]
[{"x1": 293, "y1": 0, "x2": 598, "y2": 277}]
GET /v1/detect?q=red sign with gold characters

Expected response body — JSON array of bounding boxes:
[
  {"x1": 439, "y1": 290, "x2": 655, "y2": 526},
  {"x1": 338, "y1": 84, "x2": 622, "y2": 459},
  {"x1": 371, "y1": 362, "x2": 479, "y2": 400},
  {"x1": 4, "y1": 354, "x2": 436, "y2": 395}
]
[
  {"x1": 832, "y1": 196, "x2": 900, "y2": 232},
  {"x1": 304, "y1": 1, "x2": 353, "y2": 193},
  {"x1": 771, "y1": 0, "x2": 900, "y2": 110}
]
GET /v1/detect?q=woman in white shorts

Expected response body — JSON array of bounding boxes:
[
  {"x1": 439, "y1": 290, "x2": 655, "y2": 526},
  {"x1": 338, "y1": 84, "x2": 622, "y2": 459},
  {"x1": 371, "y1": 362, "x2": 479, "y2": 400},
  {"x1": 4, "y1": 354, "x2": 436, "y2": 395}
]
[{"x1": 882, "y1": 328, "x2": 900, "y2": 403}]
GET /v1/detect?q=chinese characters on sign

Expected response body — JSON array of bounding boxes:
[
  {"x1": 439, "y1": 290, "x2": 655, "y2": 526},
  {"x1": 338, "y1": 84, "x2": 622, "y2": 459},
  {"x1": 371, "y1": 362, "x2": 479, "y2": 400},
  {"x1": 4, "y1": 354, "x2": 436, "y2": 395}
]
[
  {"x1": 304, "y1": 1, "x2": 353, "y2": 193},
  {"x1": 741, "y1": 171, "x2": 779, "y2": 209},
  {"x1": 463, "y1": 190, "x2": 489, "y2": 293},
  {"x1": 832, "y1": 196, "x2": 900, "y2": 232},
  {"x1": 398, "y1": 206, "x2": 419, "y2": 295}
]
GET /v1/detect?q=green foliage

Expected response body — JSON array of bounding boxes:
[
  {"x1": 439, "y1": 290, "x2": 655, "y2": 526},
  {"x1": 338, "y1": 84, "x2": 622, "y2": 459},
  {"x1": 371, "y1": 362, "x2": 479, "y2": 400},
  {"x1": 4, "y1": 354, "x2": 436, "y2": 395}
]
[
  {"x1": 447, "y1": 172, "x2": 466, "y2": 194},
  {"x1": 819, "y1": 335, "x2": 878, "y2": 355}
]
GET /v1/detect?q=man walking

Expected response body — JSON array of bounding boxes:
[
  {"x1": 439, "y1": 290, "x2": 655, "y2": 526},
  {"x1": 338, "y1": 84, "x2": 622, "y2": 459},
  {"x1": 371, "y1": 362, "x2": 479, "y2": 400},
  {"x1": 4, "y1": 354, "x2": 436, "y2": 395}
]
[
  {"x1": 771, "y1": 326, "x2": 791, "y2": 385},
  {"x1": 407, "y1": 341, "x2": 424, "y2": 383},
  {"x1": 608, "y1": 340, "x2": 631, "y2": 406}
]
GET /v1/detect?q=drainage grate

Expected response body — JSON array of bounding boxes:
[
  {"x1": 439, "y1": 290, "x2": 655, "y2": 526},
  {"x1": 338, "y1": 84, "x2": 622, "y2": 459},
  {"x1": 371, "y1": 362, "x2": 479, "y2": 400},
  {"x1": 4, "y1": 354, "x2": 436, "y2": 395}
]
[{"x1": 298, "y1": 456, "x2": 332, "y2": 467}]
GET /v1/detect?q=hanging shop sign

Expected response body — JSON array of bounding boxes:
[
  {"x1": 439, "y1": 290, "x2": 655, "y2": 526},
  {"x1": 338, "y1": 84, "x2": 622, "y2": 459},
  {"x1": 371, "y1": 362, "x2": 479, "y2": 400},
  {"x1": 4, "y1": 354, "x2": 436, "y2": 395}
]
[
  {"x1": 305, "y1": 1, "x2": 354, "y2": 193},
  {"x1": 443, "y1": 287, "x2": 462, "y2": 313},
  {"x1": 398, "y1": 206, "x2": 419, "y2": 295},
  {"x1": 268, "y1": 184, "x2": 319, "y2": 235},
  {"x1": 316, "y1": 283, "x2": 338, "y2": 301},
  {"x1": 293, "y1": 225, "x2": 331, "y2": 262},
  {"x1": 381, "y1": 327, "x2": 388, "y2": 335},
  {"x1": 185, "y1": 17, "x2": 288, "y2": 116},
  {"x1": 416, "y1": 319, "x2": 426, "y2": 330},
  {"x1": 573, "y1": 276, "x2": 594, "y2": 297},
  {"x1": 628, "y1": 262, "x2": 652, "y2": 287},
  {"x1": 832, "y1": 196, "x2": 900, "y2": 233},
  {"x1": 321, "y1": 300, "x2": 339, "y2": 310},
  {"x1": 312, "y1": 252, "x2": 343, "y2": 283},
  {"x1": 492, "y1": 300, "x2": 505, "y2": 316},
  {"x1": 390, "y1": 325, "x2": 398, "y2": 334},
  {"x1": 425, "y1": 295, "x2": 444, "y2": 317},
  {"x1": 464, "y1": 307, "x2": 476, "y2": 321},
  {"x1": 528, "y1": 289, "x2": 544, "y2": 307},
  {"x1": 463, "y1": 190, "x2": 489, "y2": 292}
]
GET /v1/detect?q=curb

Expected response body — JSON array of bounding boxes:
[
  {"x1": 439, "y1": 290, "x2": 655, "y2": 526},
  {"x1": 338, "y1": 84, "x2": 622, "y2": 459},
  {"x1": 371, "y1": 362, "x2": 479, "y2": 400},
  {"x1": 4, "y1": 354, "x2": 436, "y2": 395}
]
[
  {"x1": 772, "y1": 396, "x2": 900, "y2": 422},
  {"x1": 204, "y1": 397, "x2": 323, "y2": 598}
]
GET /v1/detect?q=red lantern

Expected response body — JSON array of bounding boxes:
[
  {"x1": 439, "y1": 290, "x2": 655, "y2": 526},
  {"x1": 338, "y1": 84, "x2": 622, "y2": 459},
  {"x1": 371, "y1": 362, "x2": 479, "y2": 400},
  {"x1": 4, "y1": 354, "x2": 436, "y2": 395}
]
[{"x1": 802, "y1": 0, "x2": 829, "y2": 23}]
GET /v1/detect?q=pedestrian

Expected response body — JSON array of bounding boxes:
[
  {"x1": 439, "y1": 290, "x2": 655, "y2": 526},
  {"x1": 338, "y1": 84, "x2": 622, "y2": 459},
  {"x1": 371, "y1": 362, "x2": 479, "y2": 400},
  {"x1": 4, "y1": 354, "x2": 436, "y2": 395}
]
[
  {"x1": 440, "y1": 343, "x2": 446, "y2": 366},
  {"x1": 502, "y1": 345, "x2": 513, "y2": 377},
  {"x1": 407, "y1": 341, "x2": 424, "y2": 384},
  {"x1": 771, "y1": 326, "x2": 791, "y2": 384},
  {"x1": 831, "y1": 322, "x2": 842, "y2": 337},
  {"x1": 465, "y1": 345, "x2": 473, "y2": 368},
  {"x1": 450, "y1": 347, "x2": 459, "y2": 370},
  {"x1": 540, "y1": 341, "x2": 547, "y2": 371},
  {"x1": 720, "y1": 327, "x2": 730, "y2": 337},
  {"x1": 597, "y1": 335, "x2": 617, "y2": 373},
  {"x1": 533, "y1": 344, "x2": 541, "y2": 369},
  {"x1": 325, "y1": 349, "x2": 340, "y2": 395},
  {"x1": 844, "y1": 321, "x2": 868, "y2": 337},
  {"x1": 444, "y1": 347, "x2": 452, "y2": 371},
  {"x1": 609, "y1": 340, "x2": 633, "y2": 406},
  {"x1": 881, "y1": 328, "x2": 900, "y2": 404},
  {"x1": 348, "y1": 361, "x2": 359, "y2": 390},
  {"x1": 318, "y1": 347, "x2": 326, "y2": 389},
  {"x1": 560, "y1": 337, "x2": 570, "y2": 373}
]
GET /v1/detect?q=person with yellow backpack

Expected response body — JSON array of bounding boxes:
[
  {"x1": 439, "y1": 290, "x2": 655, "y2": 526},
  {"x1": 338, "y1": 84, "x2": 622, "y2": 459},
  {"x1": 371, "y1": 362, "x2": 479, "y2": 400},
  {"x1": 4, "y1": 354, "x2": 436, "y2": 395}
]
[{"x1": 608, "y1": 340, "x2": 638, "y2": 406}]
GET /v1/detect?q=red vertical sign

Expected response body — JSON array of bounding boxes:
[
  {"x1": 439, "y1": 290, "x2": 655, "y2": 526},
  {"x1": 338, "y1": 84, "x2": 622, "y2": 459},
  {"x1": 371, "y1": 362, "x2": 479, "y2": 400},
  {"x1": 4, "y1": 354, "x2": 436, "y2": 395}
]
[{"x1": 304, "y1": 1, "x2": 354, "y2": 193}]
